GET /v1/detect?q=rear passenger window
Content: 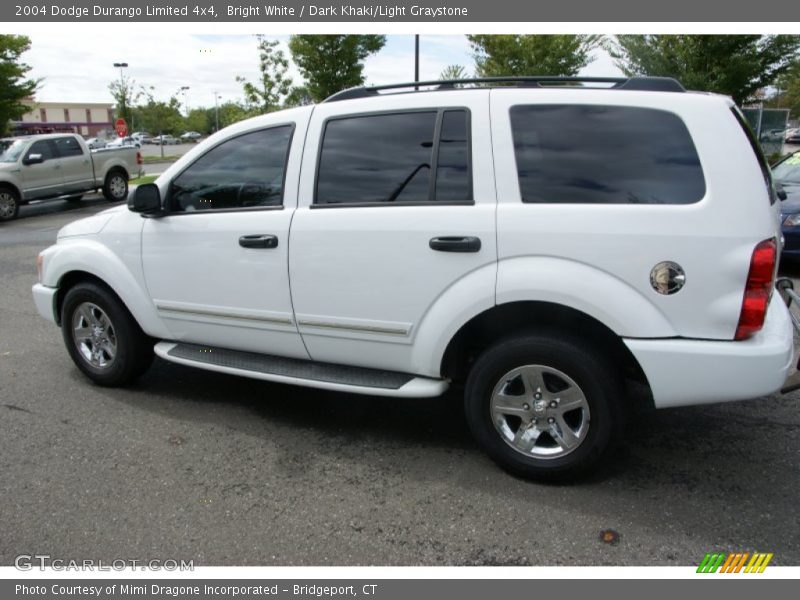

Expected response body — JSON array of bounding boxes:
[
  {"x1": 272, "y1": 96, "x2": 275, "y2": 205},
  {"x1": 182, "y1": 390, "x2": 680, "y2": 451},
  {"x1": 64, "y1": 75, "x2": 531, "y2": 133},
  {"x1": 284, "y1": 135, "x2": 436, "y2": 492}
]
[
  {"x1": 510, "y1": 105, "x2": 706, "y2": 205},
  {"x1": 315, "y1": 109, "x2": 472, "y2": 205},
  {"x1": 169, "y1": 125, "x2": 293, "y2": 212},
  {"x1": 54, "y1": 137, "x2": 84, "y2": 157}
]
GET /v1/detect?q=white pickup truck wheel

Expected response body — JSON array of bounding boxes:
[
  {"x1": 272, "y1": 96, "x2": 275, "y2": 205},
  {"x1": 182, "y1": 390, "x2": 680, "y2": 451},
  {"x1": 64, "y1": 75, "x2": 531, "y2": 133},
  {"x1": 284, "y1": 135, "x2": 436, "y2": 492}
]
[
  {"x1": 61, "y1": 282, "x2": 153, "y2": 386},
  {"x1": 103, "y1": 171, "x2": 128, "y2": 202},
  {"x1": 464, "y1": 334, "x2": 624, "y2": 481},
  {"x1": 0, "y1": 188, "x2": 20, "y2": 222}
]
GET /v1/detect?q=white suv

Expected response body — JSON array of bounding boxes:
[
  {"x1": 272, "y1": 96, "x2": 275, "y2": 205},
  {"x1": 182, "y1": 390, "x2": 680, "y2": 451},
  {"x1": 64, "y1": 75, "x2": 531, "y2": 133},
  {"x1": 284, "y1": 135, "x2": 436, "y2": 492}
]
[{"x1": 32, "y1": 77, "x2": 795, "y2": 480}]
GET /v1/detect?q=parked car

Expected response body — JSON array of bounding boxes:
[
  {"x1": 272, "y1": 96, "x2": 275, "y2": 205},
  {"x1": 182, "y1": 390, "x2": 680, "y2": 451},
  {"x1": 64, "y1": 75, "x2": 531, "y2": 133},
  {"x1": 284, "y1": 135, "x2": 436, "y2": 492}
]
[
  {"x1": 0, "y1": 133, "x2": 142, "y2": 221},
  {"x1": 31, "y1": 77, "x2": 794, "y2": 480},
  {"x1": 180, "y1": 131, "x2": 202, "y2": 142},
  {"x1": 106, "y1": 136, "x2": 141, "y2": 149},
  {"x1": 84, "y1": 137, "x2": 106, "y2": 150},
  {"x1": 152, "y1": 135, "x2": 180, "y2": 145},
  {"x1": 786, "y1": 128, "x2": 800, "y2": 144},
  {"x1": 775, "y1": 151, "x2": 800, "y2": 260}
]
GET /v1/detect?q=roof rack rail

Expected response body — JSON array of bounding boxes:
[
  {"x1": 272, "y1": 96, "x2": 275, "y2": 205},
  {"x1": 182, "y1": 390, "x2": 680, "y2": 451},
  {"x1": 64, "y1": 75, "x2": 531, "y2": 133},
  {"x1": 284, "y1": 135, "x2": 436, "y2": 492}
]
[{"x1": 324, "y1": 76, "x2": 685, "y2": 102}]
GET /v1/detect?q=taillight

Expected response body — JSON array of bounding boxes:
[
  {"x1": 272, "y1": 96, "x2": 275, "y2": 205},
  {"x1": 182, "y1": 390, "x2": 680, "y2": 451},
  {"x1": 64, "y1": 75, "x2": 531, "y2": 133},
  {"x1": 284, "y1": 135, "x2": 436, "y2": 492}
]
[
  {"x1": 735, "y1": 238, "x2": 777, "y2": 340},
  {"x1": 136, "y1": 151, "x2": 142, "y2": 165}
]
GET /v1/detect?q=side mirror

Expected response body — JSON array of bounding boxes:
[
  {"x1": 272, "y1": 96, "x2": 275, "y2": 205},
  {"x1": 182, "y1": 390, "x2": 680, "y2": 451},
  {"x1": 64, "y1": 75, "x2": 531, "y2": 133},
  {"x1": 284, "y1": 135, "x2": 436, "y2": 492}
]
[
  {"x1": 776, "y1": 183, "x2": 788, "y2": 202},
  {"x1": 23, "y1": 153, "x2": 44, "y2": 165},
  {"x1": 128, "y1": 183, "x2": 164, "y2": 216}
]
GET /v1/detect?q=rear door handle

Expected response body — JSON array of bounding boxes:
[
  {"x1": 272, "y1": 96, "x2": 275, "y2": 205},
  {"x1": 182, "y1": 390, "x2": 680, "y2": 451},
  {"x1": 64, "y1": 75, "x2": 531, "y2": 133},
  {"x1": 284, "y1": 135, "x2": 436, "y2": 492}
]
[
  {"x1": 429, "y1": 236, "x2": 481, "y2": 253},
  {"x1": 239, "y1": 234, "x2": 278, "y2": 249}
]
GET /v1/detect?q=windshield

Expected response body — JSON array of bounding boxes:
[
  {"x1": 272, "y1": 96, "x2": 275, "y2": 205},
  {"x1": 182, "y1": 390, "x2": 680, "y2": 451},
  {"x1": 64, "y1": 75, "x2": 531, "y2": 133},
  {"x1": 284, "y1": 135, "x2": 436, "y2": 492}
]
[
  {"x1": 0, "y1": 139, "x2": 27, "y2": 163},
  {"x1": 773, "y1": 153, "x2": 800, "y2": 184}
]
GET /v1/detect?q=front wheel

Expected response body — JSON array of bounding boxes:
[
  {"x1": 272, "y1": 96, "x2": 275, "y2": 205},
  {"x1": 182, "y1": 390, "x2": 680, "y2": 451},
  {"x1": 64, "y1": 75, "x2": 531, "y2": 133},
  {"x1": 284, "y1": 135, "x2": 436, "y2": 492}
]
[
  {"x1": 0, "y1": 187, "x2": 20, "y2": 222},
  {"x1": 103, "y1": 170, "x2": 128, "y2": 202},
  {"x1": 61, "y1": 282, "x2": 153, "y2": 386},
  {"x1": 464, "y1": 334, "x2": 624, "y2": 481}
]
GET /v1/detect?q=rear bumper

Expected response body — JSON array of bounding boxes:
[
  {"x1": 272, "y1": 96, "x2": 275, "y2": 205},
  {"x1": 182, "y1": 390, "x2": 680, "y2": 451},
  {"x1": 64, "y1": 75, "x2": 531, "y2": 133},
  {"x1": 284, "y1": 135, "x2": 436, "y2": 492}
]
[
  {"x1": 32, "y1": 283, "x2": 58, "y2": 324},
  {"x1": 624, "y1": 298, "x2": 794, "y2": 408}
]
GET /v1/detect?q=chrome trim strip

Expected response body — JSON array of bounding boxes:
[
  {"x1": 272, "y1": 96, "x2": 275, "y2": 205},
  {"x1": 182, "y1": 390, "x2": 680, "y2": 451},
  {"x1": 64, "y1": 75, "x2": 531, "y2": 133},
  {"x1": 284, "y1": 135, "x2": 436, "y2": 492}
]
[
  {"x1": 155, "y1": 303, "x2": 294, "y2": 326},
  {"x1": 297, "y1": 319, "x2": 409, "y2": 336}
]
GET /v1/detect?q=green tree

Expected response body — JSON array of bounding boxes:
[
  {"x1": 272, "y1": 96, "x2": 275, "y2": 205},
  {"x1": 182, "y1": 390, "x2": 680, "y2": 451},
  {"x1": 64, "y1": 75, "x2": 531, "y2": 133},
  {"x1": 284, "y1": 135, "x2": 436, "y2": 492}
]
[
  {"x1": 608, "y1": 35, "x2": 800, "y2": 105},
  {"x1": 184, "y1": 108, "x2": 211, "y2": 134},
  {"x1": 135, "y1": 89, "x2": 183, "y2": 157},
  {"x1": 108, "y1": 74, "x2": 140, "y2": 129},
  {"x1": 439, "y1": 64, "x2": 469, "y2": 80},
  {"x1": 288, "y1": 35, "x2": 386, "y2": 102},
  {"x1": 283, "y1": 85, "x2": 313, "y2": 108},
  {"x1": 467, "y1": 35, "x2": 603, "y2": 77},
  {"x1": 236, "y1": 35, "x2": 292, "y2": 113},
  {"x1": 767, "y1": 60, "x2": 800, "y2": 118},
  {"x1": 0, "y1": 34, "x2": 39, "y2": 135}
]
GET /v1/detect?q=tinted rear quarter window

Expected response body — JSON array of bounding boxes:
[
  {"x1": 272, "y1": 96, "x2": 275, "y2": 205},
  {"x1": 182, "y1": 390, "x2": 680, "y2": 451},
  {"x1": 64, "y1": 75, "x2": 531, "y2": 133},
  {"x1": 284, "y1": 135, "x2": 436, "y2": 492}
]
[{"x1": 510, "y1": 105, "x2": 706, "y2": 205}]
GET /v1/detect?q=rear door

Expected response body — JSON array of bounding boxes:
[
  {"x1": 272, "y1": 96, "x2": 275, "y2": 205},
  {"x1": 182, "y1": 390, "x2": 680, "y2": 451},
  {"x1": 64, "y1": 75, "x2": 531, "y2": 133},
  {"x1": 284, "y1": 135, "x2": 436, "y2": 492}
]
[
  {"x1": 288, "y1": 91, "x2": 497, "y2": 374},
  {"x1": 53, "y1": 136, "x2": 93, "y2": 192}
]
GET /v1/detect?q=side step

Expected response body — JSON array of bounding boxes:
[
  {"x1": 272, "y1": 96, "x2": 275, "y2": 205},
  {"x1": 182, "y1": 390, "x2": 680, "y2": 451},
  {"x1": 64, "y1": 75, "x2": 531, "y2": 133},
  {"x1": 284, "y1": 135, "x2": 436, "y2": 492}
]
[{"x1": 154, "y1": 342, "x2": 449, "y2": 398}]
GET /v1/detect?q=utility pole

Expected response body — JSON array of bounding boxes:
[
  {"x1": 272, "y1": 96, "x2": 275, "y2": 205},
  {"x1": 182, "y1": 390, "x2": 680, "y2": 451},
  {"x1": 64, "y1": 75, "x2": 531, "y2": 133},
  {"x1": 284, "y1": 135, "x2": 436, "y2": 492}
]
[
  {"x1": 414, "y1": 35, "x2": 420, "y2": 90},
  {"x1": 214, "y1": 92, "x2": 221, "y2": 132}
]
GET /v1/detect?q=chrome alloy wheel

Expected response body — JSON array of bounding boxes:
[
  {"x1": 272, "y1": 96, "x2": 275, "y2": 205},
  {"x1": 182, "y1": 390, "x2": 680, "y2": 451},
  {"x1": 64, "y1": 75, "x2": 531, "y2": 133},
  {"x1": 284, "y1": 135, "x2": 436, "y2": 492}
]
[
  {"x1": 0, "y1": 191, "x2": 17, "y2": 219},
  {"x1": 72, "y1": 302, "x2": 118, "y2": 369},
  {"x1": 108, "y1": 175, "x2": 127, "y2": 200},
  {"x1": 490, "y1": 364, "x2": 590, "y2": 459}
]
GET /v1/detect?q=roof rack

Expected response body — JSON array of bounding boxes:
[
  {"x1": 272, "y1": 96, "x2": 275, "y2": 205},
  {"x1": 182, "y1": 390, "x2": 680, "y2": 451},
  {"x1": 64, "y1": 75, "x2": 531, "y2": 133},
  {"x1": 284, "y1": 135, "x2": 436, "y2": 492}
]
[{"x1": 323, "y1": 76, "x2": 685, "y2": 103}]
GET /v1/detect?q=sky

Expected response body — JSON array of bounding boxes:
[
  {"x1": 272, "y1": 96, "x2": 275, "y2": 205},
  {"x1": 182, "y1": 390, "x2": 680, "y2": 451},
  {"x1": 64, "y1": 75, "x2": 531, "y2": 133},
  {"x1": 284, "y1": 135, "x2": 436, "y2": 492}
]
[{"x1": 19, "y1": 33, "x2": 622, "y2": 108}]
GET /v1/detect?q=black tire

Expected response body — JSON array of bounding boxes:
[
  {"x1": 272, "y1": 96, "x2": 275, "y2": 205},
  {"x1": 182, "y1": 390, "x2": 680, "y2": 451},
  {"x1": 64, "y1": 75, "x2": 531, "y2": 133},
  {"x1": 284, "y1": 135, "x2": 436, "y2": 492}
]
[
  {"x1": 464, "y1": 333, "x2": 624, "y2": 481},
  {"x1": 103, "y1": 170, "x2": 128, "y2": 202},
  {"x1": 0, "y1": 186, "x2": 20, "y2": 222},
  {"x1": 65, "y1": 195, "x2": 83, "y2": 203},
  {"x1": 61, "y1": 282, "x2": 153, "y2": 386}
]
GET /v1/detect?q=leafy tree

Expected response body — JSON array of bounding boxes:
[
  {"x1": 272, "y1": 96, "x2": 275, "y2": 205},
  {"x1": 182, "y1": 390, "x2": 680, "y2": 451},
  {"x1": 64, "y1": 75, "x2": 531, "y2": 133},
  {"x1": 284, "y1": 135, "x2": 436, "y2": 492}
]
[
  {"x1": 767, "y1": 60, "x2": 800, "y2": 118},
  {"x1": 135, "y1": 89, "x2": 183, "y2": 157},
  {"x1": 284, "y1": 85, "x2": 313, "y2": 108},
  {"x1": 288, "y1": 35, "x2": 386, "y2": 102},
  {"x1": 608, "y1": 35, "x2": 800, "y2": 105},
  {"x1": 236, "y1": 35, "x2": 292, "y2": 113},
  {"x1": 467, "y1": 35, "x2": 603, "y2": 77},
  {"x1": 439, "y1": 64, "x2": 469, "y2": 80},
  {"x1": 0, "y1": 34, "x2": 39, "y2": 135},
  {"x1": 184, "y1": 108, "x2": 211, "y2": 134},
  {"x1": 108, "y1": 74, "x2": 140, "y2": 129}
]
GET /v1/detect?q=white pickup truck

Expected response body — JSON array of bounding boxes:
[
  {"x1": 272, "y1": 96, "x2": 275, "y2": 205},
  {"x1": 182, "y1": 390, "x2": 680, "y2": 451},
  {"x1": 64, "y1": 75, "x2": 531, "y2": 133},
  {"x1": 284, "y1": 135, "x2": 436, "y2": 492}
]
[
  {"x1": 31, "y1": 77, "x2": 796, "y2": 480},
  {"x1": 0, "y1": 133, "x2": 143, "y2": 222}
]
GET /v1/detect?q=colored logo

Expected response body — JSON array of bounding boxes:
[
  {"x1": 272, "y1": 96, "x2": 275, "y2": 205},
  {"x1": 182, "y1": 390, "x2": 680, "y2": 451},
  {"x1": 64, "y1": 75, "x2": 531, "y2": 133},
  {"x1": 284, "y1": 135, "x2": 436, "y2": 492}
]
[{"x1": 697, "y1": 552, "x2": 773, "y2": 573}]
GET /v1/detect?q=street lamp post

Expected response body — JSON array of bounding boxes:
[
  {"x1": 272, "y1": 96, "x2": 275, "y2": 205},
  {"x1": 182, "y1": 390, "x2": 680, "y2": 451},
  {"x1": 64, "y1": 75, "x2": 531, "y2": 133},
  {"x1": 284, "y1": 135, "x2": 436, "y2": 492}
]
[
  {"x1": 180, "y1": 86, "x2": 190, "y2": 117},
  {"x1": 214, "y1": 92, "x2": 222, "y2": 132},
  {"x1": 112, "y1": 62, "x2": 128, "y2": 136}
]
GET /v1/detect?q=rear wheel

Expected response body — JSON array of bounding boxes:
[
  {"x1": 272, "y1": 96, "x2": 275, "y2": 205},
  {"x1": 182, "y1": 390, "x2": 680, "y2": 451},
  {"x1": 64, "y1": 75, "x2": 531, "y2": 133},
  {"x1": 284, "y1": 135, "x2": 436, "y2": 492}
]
[
  {"x1": 103, "y1": 170, "x2": 128, "y2": 202},
  {"x1": 464, "y1": 334, "x2": 624, "y2": 481},
  {"x1": 0, "y1": 187, "x2": 20, "y2": 222},
  {"x1": 61, "y1": 282, "x2": 153, "y2": 386}
]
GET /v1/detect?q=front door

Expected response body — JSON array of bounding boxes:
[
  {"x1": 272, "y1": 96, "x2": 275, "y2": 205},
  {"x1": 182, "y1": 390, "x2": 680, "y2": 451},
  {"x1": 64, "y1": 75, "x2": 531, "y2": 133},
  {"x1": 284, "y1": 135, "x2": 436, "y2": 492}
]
[
  {"x1": 141, "y1": 120, "x2": 309, "y2": 359},
  {"x1": 20, "y1": 139, "x2": 63, "y2": 200},
  {"x1": 289, "y1": 92, "x2": 497, "y2": 375}
]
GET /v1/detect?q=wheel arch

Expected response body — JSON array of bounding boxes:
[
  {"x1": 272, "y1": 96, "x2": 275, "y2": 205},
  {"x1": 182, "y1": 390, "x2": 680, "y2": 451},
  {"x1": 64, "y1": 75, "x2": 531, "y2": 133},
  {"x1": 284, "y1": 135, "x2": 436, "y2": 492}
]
[
  {"x1": 46, "y1": 241, "x2": 170, "y2": 339},
  {"x1": 439, "y1": 300, "x2": 653, "y2": 406}
]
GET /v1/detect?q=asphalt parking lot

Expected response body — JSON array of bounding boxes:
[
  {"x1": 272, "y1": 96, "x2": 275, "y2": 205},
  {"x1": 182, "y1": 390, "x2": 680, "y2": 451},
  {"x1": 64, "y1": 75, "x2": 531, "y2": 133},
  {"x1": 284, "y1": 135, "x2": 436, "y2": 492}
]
[{"x1": 1, "y1": 196, "x2": 799, "y2": 566}]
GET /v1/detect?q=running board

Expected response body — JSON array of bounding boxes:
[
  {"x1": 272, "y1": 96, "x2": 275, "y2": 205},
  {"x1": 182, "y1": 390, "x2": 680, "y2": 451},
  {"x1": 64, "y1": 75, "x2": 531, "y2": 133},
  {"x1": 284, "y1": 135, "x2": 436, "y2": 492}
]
[{"x1": 154, "y1": 342, "x2": 449, "y2": 398}]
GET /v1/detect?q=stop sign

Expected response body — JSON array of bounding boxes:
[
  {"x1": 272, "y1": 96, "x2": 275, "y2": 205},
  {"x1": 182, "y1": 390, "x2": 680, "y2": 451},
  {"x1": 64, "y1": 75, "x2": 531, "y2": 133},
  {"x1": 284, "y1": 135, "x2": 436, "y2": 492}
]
[{"x1": 115, "y1": 118, "x2": 128, "y2": 137}]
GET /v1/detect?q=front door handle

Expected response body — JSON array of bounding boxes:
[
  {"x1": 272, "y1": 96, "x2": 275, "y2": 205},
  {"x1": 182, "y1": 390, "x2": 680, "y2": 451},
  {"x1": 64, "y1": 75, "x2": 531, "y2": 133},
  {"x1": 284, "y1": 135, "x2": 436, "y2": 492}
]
[
  {"x1": 239, "y1": 234, "x2": 278, "y2": 249},
  {"x1": 429, "y1": 236, "x2": 481, "y2": 253}
]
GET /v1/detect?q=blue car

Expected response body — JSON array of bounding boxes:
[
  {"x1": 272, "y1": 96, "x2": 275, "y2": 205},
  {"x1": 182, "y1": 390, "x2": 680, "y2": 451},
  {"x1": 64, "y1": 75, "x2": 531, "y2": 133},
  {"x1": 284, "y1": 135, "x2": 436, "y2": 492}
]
[{"x1": 776, "y1": 151, "x2": 800, "y2": 260}]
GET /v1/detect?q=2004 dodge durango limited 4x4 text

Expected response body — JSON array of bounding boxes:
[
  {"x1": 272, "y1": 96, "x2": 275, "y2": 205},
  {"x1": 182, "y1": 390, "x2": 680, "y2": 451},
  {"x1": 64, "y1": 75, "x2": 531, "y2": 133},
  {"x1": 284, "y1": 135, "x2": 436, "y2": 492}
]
[{"x1": 32, "y1": 77, "x2": 797, "y2": 480}]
